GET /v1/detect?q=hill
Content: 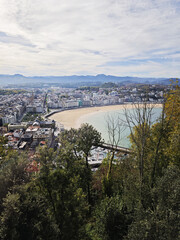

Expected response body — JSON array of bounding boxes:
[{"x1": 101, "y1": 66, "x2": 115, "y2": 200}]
[{"x1": 0, "y1": 74, "x2": 176, "y2": 88}]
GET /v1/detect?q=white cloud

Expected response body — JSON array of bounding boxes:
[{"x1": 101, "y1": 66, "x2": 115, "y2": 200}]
[{"x1": 0, "y1": 0, "x2": 179, "y2": 77}]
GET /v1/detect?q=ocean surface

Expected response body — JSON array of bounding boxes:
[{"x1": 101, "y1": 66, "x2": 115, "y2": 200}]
[{"x1": 82, "y1": 107, "x2": 162, "y2": 148}]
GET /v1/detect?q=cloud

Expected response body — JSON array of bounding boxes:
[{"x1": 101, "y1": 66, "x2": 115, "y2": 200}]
[
  {"x1": 0, "y1": 0, "x2": 179, "y2": 77},
  {"x1": 0, "y1": 31, "x2": 36, "y2": 47}
]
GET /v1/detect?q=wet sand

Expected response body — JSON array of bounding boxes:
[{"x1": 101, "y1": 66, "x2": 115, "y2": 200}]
[{"x1": 49, "y1": 103, "x2": 162, "y2": 129}]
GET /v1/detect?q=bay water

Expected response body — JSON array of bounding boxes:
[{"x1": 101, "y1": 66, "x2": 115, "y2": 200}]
[{"x1": 82, "y1": 107, "x2": 162, "y2": 148}]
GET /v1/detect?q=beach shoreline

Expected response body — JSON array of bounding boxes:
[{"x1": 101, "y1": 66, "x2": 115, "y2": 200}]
[{"x1": 49, "y1": 103, "x2": 162, "y2": 130}]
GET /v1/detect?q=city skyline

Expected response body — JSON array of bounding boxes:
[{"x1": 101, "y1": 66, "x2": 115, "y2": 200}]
[{"x1": 0, "y1": 0, "x2": 180, "y2": 78}]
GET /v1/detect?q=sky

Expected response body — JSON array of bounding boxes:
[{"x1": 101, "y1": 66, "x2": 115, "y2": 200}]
[{"x1": 0, "y1": 0, "x2": 180, "y2": 77}]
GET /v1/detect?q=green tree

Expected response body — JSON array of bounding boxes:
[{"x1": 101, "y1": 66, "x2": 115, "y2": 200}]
[
  {"x1": 0, "y1": 136, "x2": 8, "y2": 164},
  {"x1": 60, "y1": 124, "x2": 102, "y2": 204},
  {"x1": 35, "y1": 147, "x2": 89, "y2": 240},
  {"x1": 124, "y1": 102, "x2": 154, "y2": 205},
  {"x1": 77, "y1": 124, "x2": 102, "y2": 204},
  {"x1": 0, "y1": 152, "x2": 30, "y2": 212},
  {"x1": 126, "y1": 166, "x2": 180, "y2": 240},
  {"x1": 60, "y1": 128, "x2": 79, "y2": 159},
  {"x1": 77, "y1": 123, "x2": 102, "y2": 167},
  {"x1": 91, "y1": 196, "x2": 131, "y2": 240},
  {"x1": 0, "y1": 146, "x2": 89, "y2": 240},
  {"x1": 164, "y1": 83, "x2": 180, "y2": 167},
  {"x1": 60, "y1": 124, "x2": 102, "y2": 167},
  {"x1": 0, "y1": 187, "x2": 55, "y2": 240}
]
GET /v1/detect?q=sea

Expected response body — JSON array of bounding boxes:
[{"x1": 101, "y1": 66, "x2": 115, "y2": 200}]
[{"x1": 82, "y1": 107, "x2": 162, "y2": 148}]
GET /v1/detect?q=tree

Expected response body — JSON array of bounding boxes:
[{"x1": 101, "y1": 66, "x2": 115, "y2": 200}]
[
  {"x1": 60, "y1": 128, "x2": 80, "y2": 159},
  {"x1": 0, "y1": 150, "x2": 57, "y2": 240},
  {"x1": 35, "y1": 152, "x2": 88, "y2": 240},
  {"x1": 164, "y1": 80, "x2": 180, "y2": 124},
  {"x1": 91, "y1": 196, "x2": 131, "y2": 240},
  {"x1": 102, "y1": 114, "x2": 125, "y2": 197},
  {"x1": 0, "y1": 187, "x2": 55, "y2": 240},
  {"x1": 0, "y1": 146, "x2": 89, "y2": 240},
  {"x1": 126, "y1": 166, "x2": 180, "y2": 240},
  {"x1": 77, "y1": 123, "x2": 102, "y2": 168},
  {"x1": 77, "y1": 123, "x2": 102, "y2": 204},
  {"x1": 144, "y1": 84, "x2": 180, "y2": 187},
  {"x1": 60, "y1": 124, "x2": 102, "y2": 204},
  {"x1": 60, "y1": 123, "x2": 102, "y2": 167},
  {"x1": 123, "y1": 102, "x2": 154, "y2": 203},
  {"x1": 0, "y1": 152, "x2": 30, "y2": 212},
  {"x1": 164, "y1": 83, "x2": 180, "y2": 167},
  {"x1": 92, "y1": 155, "x2": 140, "y2": 210},
  {"x1": 0, "y1": 136, "x2": 8, "y2": 164}
]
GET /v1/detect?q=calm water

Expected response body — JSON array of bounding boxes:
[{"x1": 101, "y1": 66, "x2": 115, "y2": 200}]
[{"x1": 82, "y1": 107, "x2": 162, "y2": 148}]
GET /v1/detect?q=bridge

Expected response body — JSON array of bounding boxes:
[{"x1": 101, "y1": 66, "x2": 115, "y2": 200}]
[
  {"x1": 97, "y1": 143, "x2": 133, "y2": 154},
  {"x1": 88, "y1": 144, "x2": 133, "y2": 168}
]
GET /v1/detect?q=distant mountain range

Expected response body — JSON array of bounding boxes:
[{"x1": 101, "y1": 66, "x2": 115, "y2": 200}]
[{"x1": 0, "y1": 74, "x2": 177, "y2": 88}]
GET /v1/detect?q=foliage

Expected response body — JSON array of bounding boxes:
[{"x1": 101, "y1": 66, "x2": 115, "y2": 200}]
[
  {"x1": 164, "y1": 81, "x2": 180, "y2": 123},
  {"x1": 91, "y1": 196, "x2": 131, "y2": 240},
  {"x1": 126, "y1": 166, "x2": 180, "y2": 240},
  {"x1": 60, "y1": 124, "x2": 102, "y2": 204},
  {"x1": 77, "y1": 123, "x2": 102, "y2": 164},
  {"x1": 22, "y1": 113, "x2": 43, "y2": 122},
  {"x1": 0, "y1": 152, "x2": 30, "y2": 211},
  {"x1": 100, "y1": 82, "x2": 118, "y2": 88},
  {"x1": 164, "y1": 83, "x2": 180, "y2": 167},
  {"x1": 0, "y1": 188, "x2": 55, "y2": 240},
  {"x1": 35, "y1": 166, "x2": 88, "y2": 239},
  {"x1": 0, "y1": 147, "x2": 89, "y2": 240},
  {"x1": 0, "y1": 136, "x2": 8, "y2": 161}
]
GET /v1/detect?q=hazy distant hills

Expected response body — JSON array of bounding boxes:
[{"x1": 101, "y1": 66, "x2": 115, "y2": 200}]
[{"x1": 0, "y1": 74, "x2": 176, "y2": 88}]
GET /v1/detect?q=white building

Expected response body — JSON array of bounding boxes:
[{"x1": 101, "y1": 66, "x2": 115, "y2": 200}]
[{"x1": 65, "y1": 100, "x2": 79, "y2": 108}]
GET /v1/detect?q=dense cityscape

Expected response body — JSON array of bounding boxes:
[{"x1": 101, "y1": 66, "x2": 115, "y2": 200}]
[{"x1": 0, "y1": 84, "x2": 169, "y2": 152}]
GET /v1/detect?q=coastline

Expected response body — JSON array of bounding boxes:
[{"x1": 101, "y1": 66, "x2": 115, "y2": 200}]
[{"x1": 49, "y1": 103, "x2": 162, "y2": 130}]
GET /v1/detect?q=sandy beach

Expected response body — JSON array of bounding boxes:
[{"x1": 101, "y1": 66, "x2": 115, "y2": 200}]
[{"x1": 49, "y1": 103, "x2": 162, "y2": 130}]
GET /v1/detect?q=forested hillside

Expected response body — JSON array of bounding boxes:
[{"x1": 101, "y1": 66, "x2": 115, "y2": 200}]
[{"x1": 0, "y1": 84, "x2": 179, "y2": 240}]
